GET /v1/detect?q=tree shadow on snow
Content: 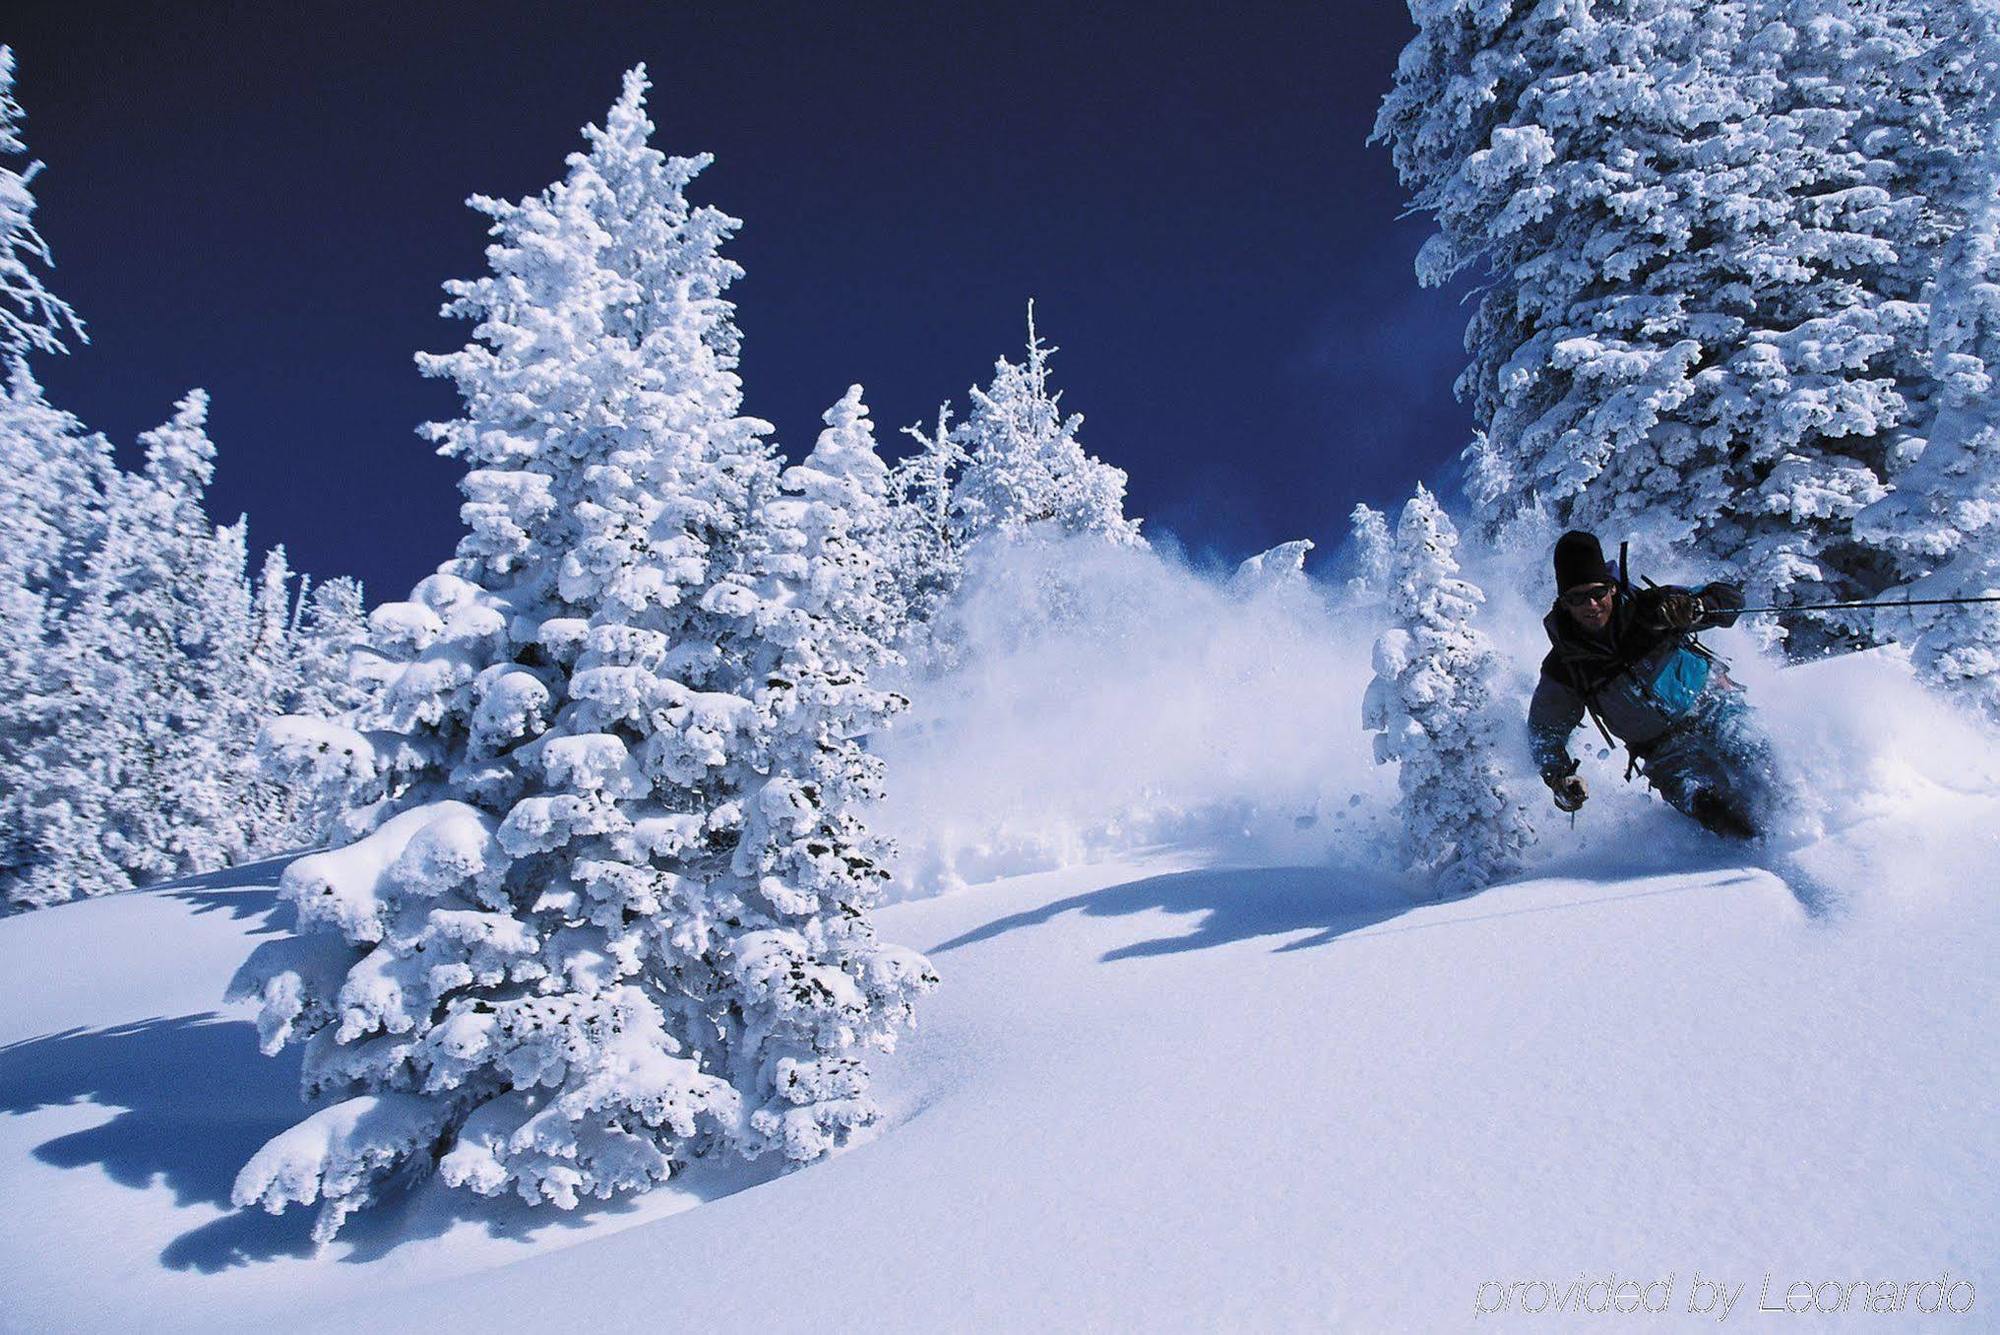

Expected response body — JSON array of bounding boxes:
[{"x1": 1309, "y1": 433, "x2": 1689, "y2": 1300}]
[
  {"x1": 929, "y1": 866, "x2": 1418, "y2": 959},
  {"x1": 930, "y1": 863, "x2": 1776, "y2": 960},
  {"x1": 0, "y1": 1013, "x2": 322, "y2": 1268},
  {"x1": 157, "y1": 854, "x2": 304, "y2": 936}
]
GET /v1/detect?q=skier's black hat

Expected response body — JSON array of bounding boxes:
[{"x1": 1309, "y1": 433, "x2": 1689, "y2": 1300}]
[{"x1": 1553, "y1": 530, "x2": 1616, "y2": 592}]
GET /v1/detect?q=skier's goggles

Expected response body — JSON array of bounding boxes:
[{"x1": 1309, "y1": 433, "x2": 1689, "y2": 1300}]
[{"x1": 1560, "y1": 583, "x2": 1617, "y2": 608}]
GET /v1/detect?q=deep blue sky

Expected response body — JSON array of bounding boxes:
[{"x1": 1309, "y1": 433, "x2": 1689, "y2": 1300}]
[{"x1": 8, "y1": 1, "x2": 1472, "y2": 596}]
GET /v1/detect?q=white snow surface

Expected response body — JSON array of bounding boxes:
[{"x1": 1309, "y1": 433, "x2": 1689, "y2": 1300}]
[{"x1": 3, "y1": 697, "x2": 1997, "y2": 1331}]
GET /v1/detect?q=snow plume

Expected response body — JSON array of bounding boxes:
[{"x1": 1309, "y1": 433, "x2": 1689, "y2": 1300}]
[
  {"x1": 876, "y1": 517, "x2": 2000, "y2": 912},
  {"x1": 875, "y1": 533, "x2": 1400, "y2": 892}
]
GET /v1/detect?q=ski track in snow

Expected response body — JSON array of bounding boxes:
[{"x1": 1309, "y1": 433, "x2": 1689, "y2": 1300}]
[{"x1": 1, "y1": 797, "x2": 1995, "y2": 1333}]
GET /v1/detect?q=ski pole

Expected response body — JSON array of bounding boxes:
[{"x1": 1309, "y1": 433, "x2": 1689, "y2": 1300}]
[{"x1": 1730, "y1": 594, "x2": 2000, "y2": 616}]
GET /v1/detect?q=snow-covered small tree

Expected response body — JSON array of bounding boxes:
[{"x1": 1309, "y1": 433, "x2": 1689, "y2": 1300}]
[
  {"x1": 254, "y1": 575, "x2": 378, "y2": 847},
  {"x1": 951, "y1": 304, "x2": 1143, "y2": 549},
  {"x1": 231, "y1": 69, "x2": 930, "y2": 1243},
  {"x1": 887, "y1": 402, "x2": 966, "y2": 659},
  {"x1": 1362, "y1": 487, "x2": 1533, "y2": 895},
  {"x1": 0, "y1": 47, "x2": 83, "y2": 360},
  {"x1": 1374, "y1": 0, "x2": 1990, "y2": 654},
  {"x1": 165, "y1": 516, "x2": 262, "y2": 870},
  {"x1": 290, "y1": 576, "x2": 370, "y2": 716},
  {"x1": 776, "y1": 385, "x2": 901, "y2": 654},
  {"x1": 1344, "y1": 503, "x2": 1391, "y2": 605}
]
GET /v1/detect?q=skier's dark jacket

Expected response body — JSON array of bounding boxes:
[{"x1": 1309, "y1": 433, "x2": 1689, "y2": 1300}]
[{"x1": 1528, "y1": 582, "x2": 1746, "y2": 778}]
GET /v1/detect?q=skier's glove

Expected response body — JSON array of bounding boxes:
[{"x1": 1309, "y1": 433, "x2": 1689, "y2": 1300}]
[
  {"x1": 1648, "y1": 591, "x2": 1706, "y2": 631},
  {"x1": 1545, "y1": 771, "x2": 1588, "y2": 813}
]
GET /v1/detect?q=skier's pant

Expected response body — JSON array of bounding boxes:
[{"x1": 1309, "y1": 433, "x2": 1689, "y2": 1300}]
[{"x1": 1633, "y1": 693, "x2": 1781, "y2": 839}]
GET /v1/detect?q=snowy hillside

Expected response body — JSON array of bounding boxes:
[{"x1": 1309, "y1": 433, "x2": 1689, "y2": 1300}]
[
  {"x1": 4, "y1": 671, "x2": 1996, "y2": 1331},
  {"x1": 7, "y1": 13, "x2": 2000, "y2": 1331}
]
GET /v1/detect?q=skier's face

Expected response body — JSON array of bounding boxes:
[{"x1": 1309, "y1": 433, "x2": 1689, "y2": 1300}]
[{"x1": 1562, "y1": 582, "x2": 1616, "y2": 632}]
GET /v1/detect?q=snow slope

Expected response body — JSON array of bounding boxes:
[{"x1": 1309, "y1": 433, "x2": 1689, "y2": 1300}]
[{"x1": 3, "y1": 783, "x2": 1996, "y2": 1331}]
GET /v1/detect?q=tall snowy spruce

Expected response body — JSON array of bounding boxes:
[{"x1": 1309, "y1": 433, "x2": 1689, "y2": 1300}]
[
  {"x1": 0, "y1": 364, "x2": 115, "y2": 903},
  {"x1": 1375, "y1": 0, "x2": 1988, "y2": 653},
  {"x1": 232, "y1": 69, "x2": 932, "y2": 1243},
  {"x1": 1362, "y1": 488, "x2": 1533, "y2": 896},
  {"x1": 0, "y1": 49, "x2": 102, "y2": 902},
  {"x1": 3, "y1": 392, "x2": 220, "y2": 909},
  {"x1": 1855, "y1": 35, "x2": 2000, "y2": 720}
]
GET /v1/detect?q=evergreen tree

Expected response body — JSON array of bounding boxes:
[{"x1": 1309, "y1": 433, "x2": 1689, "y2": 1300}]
[
  {"x1": 1362, "y1": 487, "x2": 1533, "y2": 895},
  {"x1": 291, "y1": 576, "x2": 370, "y2": 717},
  {"x1": 0, "y1": 359, "x2": 112, "y2": 600},
  {"x1": 1344, "y1": 503, "x2": 1392, "y2": 605},
  {"x1": 255, "y1": 575, "x2": 377, "y2": 849},
  {"x1": 235, "y1": 544, "x2": 310, "y2": 851},
  {"x1": 0, "y1": 362, "x2": 115, "y2": 897},
  {"x1": 1855, "y1": 43, "x2": 2000, "y2": 718},
  {"x1": 888, "y1": 402, "x2": 966, "y2": 658},
  {"x1": 4, "y1": 391, "x2": 217, "y2": 908},
  {"x1": 232, "y1": 69, "x2": 930, "y2": 1243},
  {"x1": 1375, "y1": 0, "x2": 1987, "y2": 653},
  {"x1": 951, "y1": 304, "x2": 1143, "y2": 549},
  {"x1": 0, "y1": 46, "x2": 83, "y2": 360},
  {"x1": 776, "y1": 385, "x2": 902, "y2": 656},
  {"x1": 158, "y1": 516, "x2": 258, "y2": 872}
]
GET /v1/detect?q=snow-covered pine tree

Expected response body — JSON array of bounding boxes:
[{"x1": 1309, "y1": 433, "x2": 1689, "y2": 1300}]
[
  {"x1": 888, "y1": 402, "x2": 966, "y2": 659},
  {"x1": 251, "y1": 545, "x2": 300, "y2": 709},
  {"x1": 232, "y1": 544, "x2": 325, "y2": 853},
  {"x1": 1362, "y1": 486, "x2": 1533, "y2": 896},
  {"x1": 776, "y1": 385, "x2": 902, "y2": 655},
  {"x1": 0, "y1": 362, "x2": 116, "y2": 902},
  {"x1": 159, "y1": 515, "x2": 260, "y2": 872},
  {"x1": 728, "y1": 390, "x2": 932, "y2": 1161},
  {"x1": 232, "y1": 68, "x2": 930, "y2": 1244},
  {"x1": 255, "y1": 575, "x2": 376, "y2": 848},
  {"x1": 0, "y1": 54, "x2": 106, "y2": 906},
  {"x1": 951, "y1": 304, "x2": 1143, "y2": 549},
  {"x1": 290, "y1": 576, "x2": 370, "y2": 717},
  {"x1": 0, "y1": 46, "x2": 83, "y2": 360},
  {"x1": 1374, "y1": 0, "x2": 1988, "y2": 653},
  {"x1": 1855, "y1": 26, "x2": 2000, "y2": 719},
  {"x1": 0, "y1": 359, "x2": 111, "y2": 602},
  {"x1": 1344, "y1": 503, "x2": 1392, "y2": 605},
  {"x1": 2, "y1": 391, "x2": 217, "y2": 909}
]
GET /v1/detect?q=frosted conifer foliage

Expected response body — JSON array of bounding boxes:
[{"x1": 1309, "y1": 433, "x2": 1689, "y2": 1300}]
[
  {"x1": 778, "y1": 385, "x2": 902, "y2": 655},
  {"x1": 0, "y1": 47, "x2": 83, "y2": 359},
  {"x1": 887, "y1": 403, "x2": 966, "y2": 663},
  {"x1": 0, "y1": 362, "x2": 114, "y2": 898},
  {"x1": 1362, "y1": 488, "x2": 1533, "y2": 895},
  {"x1": 1345, "y1": 503, "x2": 1391, "y2": 605},
  {"x1": 233, "y1": 69, "x2": 929, "y2": 1243},
  {"x1": 1375, "y1": 1, "x2": 1987, "y2": 653},
  {"x1": 1, "y1": 392, "x2": 220, "y2": 909},
  {"x1": 1856, "y1": 66, "x2": 2000, "y2": 719},
  {"x1": 952, "y1": 306, "x2": 1143, "y2": 549}
]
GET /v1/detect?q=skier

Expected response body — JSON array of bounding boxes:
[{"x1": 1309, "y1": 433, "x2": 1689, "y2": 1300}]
[{"x1": 1529, "y1": 531, "x2": 1782, "y2": 839}]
